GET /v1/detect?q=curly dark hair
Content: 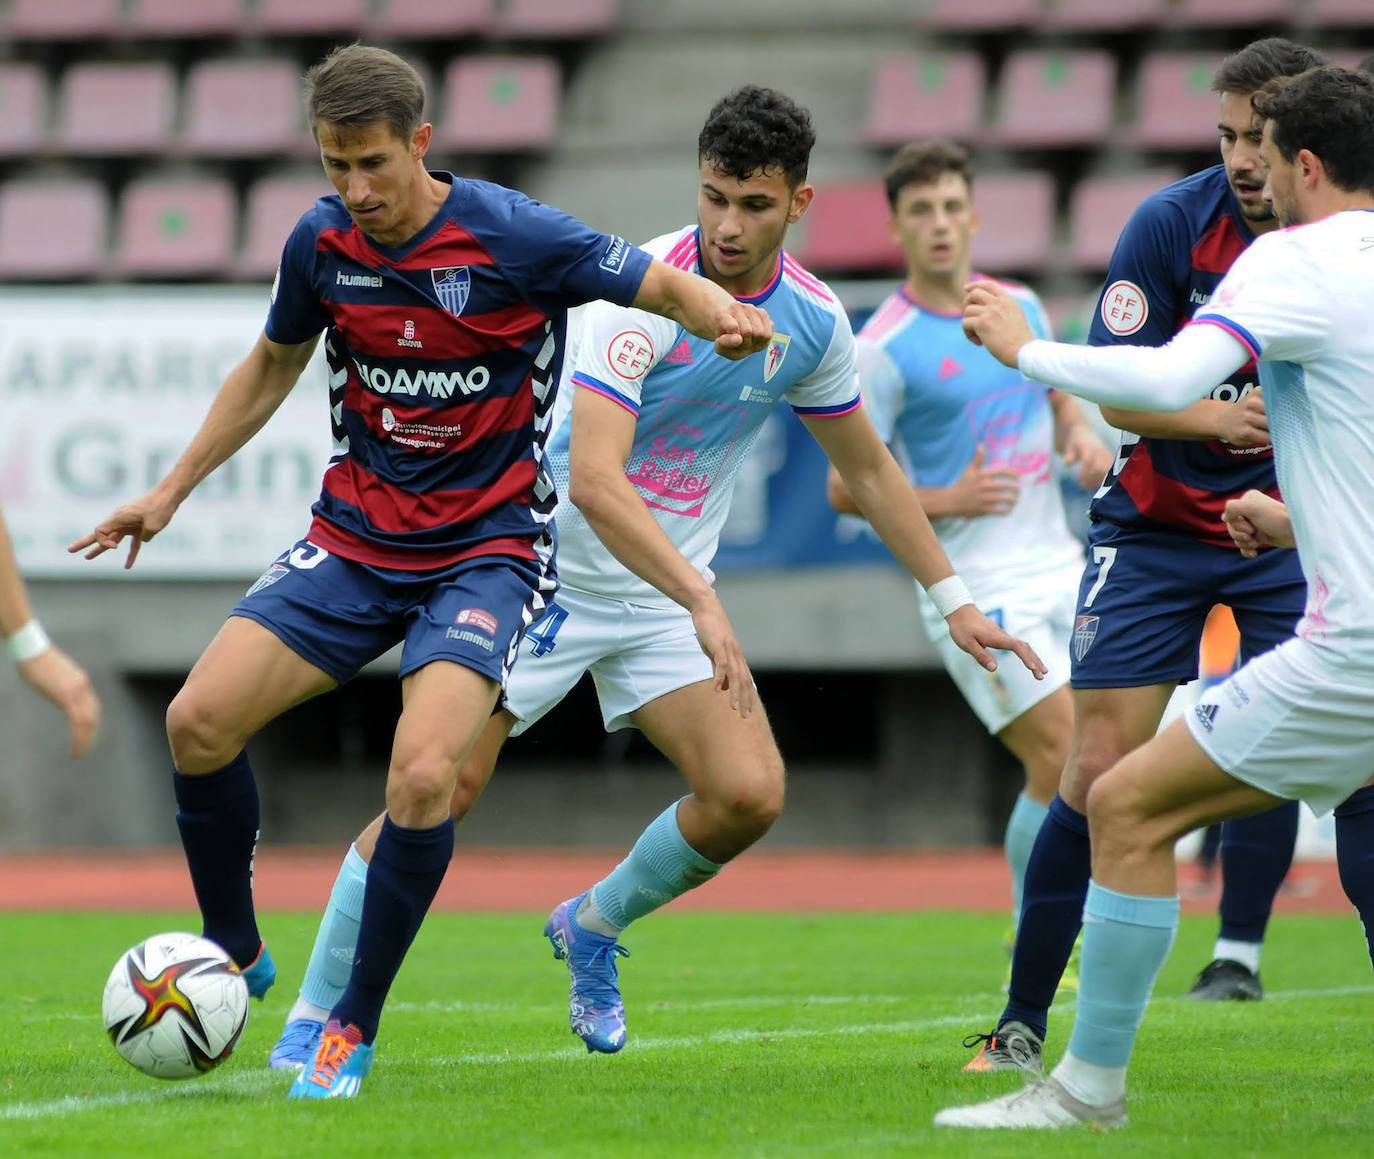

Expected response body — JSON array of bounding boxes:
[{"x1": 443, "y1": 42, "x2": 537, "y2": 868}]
[
  {"x1": 697, "y1": 86, "x2": 816, "y2": 188},
  {"x1": 1254, "y1": 66, "x2": 1374, "y2": 196}
]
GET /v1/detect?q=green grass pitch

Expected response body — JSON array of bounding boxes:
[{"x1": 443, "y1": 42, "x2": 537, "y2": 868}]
[{"x1": 2, "y1": 910, "x2": 1371, "y2": 1156}]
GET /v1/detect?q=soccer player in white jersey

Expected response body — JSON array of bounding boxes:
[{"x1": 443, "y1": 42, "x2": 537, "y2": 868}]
[
  {"x1": 937, "y1": 64, "x2": 1374, "y2": 1129},
  {"x1": 269, "y1": 86, "x2": 1045, "y2": 1067},
  {"x1": 826, "y1": 141, "x2": 1112, "y2": 973}
]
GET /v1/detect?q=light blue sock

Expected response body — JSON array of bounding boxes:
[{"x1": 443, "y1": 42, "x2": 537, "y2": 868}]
[
  {"x1": 297, "y1": 843, "x2": 370, "y2": 1013},
  {"x1": 1005, "y1": 792, "x2": 1050, "y2": 925},
  {"x1": 591, "y1": 800, "x2": 724, "y2": 930},
  {"x1": 1067, "y1": 880, "x2": 1179, "y2": 1068}
]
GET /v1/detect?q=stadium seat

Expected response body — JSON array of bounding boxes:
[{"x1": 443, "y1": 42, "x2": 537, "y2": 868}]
[
  {"x1": 249, "y1": 0, "x2": 370, "y2": 35},
  {"x1": 0, "y1": 177, "x2": 109, "y2": 278},
  {"x1": 1130, "y1": 53, "x2": 1226, "y2": 149},
  {"x1": 6, "y1": 0, "x2": 121, "y2": 38},
  {"x1": 181, "y1": 59, "x2": 305, "y2": 158},
  {"x1": 1306, "y1": 0, "x2": 1374, "y2": 27},
  {"x1": 990, "y1": 51, "x2": 1116, "y2": 148},
  {"x1": 793, "y1": 180, "x2": 902, "y2": 275},
  {"x1": 970, "y1": 172, "x2": 1055, "y2": 274},
  {"x1": 55, "y1": 62, "x2": 177, "y2": 156},
  {"x1": 494, "y1": 0, "x2": 621, "y2": 37},
  {"x1": 123, "y1": 0, "x2": 242, "y2": 36},
  {"x1": 370, "y1": 0, "x2": 493, "y2": 36},
  {"x1": 1167, "y1": 0, "x2": 1296, "y2": 24},
  {"x1": 861, "y1": 52, "x2": 985, "y2": 148},
  {"x1": 1040, "y1": 0, "x2": 1169, "y2": 30},
  {"x1": 238, "y1": 172, "x2": 328, "y2": 279},
  {"x1": 1066, "y1": 170, "x2": 1183, "y2": 271},
  {"x1": 912, "y1": 0, "x2": 1040, "y2": 31},
  {"x1": 0, "y1": 64, "x2": 49, "y2": 158},
  {"x1": 116, "y1": 175, "x2": 237, "y2": 278},
  {"x1": 434, "y1": 57, "x2": 561, "y2": 152}
]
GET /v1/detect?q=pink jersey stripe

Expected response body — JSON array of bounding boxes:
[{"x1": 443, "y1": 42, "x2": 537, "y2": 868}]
[
  {"x1": 781, "y1": 254, "x2": 833, "y2": 300},
  {"x1": 858, "y1": 294, "x2": 913, "y2": 342},
  {"x1": 663, "y1": 231, "x2": 698, "y2": 270}
]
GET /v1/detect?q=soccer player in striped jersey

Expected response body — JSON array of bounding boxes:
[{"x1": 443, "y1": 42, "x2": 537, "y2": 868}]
[
  {"x1": 270, "y1": 85, "x2": 1045, "y2": 1067},
  {"x1": 826, "y1": 140, "x2": 1113, "y2": 980},
  {"x1": 942, "y1": 61, "x2": 1374, "y2": 1130},
  {"x1": 69, "y1": 44, "x2": 782, "y2": 1101},
  {"x1": 954, "y1": 38, "x2": 1329, "y2": 1077}
]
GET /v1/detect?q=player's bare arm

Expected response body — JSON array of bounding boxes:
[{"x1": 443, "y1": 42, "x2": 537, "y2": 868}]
[
  {"x1": 68, "y1": 332, "x2": 320, "y2": 569},
  {"x1": 826, "y1": 443, "x2": 1021, "y2": 520},
  {"x1": 1223, "y1": 489, "x2": 1294, "y2": 558},
  {"x1": 633, "y1": 259, "x2": 772, "y2": 361},
  {"x1": 0, "y1": 507, "x2": 101, "y2": 756},
  {"x1": 1099, "y1": 386, "x2": 1270, "y2": 447},
  {"x1": 1047, "y1": 392, "x2": 1115, "y2": 489},
  {"x1": 804, "y1": 408, "x2": 1046, "y2": 679},
  {"x1": 567, "y1": 388, "x2": 756, "y2": 717}
]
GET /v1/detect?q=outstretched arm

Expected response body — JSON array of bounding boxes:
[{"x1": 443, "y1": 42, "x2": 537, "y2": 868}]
[
  {"x1": 632, "y1": 260, "x2": 772, "y2": 362},
  {"x1": 69, "y1": 332, "x2": 319, "y2": 569}
]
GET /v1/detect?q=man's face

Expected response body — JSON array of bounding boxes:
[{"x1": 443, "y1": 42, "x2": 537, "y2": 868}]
[
  {"x1": 696, "y1": 161, "x2": 809, "y2": 292},
  {"x1": 1260, "y1": 120, "x2": 1301, "y2": 228},
  {"x1": 888, "y1": 171, "x2": 977, "y2": 283},
  {"x1": 317, "y1": 119, "x2": 427, "y2": 245},
  {"x1": 1219, "y1": 90, "x2": 1276, "y2": 228}
]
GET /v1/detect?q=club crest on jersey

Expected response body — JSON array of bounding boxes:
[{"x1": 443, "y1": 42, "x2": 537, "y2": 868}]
[
  {"x1": 763, "y1": 334, "x2": 791, "y2": 383},
  {"x1": 432, "y1": 266, "x2": 471, "y2": 316},
  {"x1": 1072, "y1": 614, "x2": 1100, "y2": 662}
]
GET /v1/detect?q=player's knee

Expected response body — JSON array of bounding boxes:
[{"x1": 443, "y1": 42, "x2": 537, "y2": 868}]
[
  {"x1": 165, "y1": 687, "x2": 240, "y2": 772},
  {"x1": 716, "y1": 759, "x2": 785, "y2": 834},
  {"x1": 1084, "y1": 769, "x2": 1151, "y2": 856}
]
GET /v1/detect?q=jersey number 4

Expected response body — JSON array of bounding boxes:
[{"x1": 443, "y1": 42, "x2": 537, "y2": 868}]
[{"x1": 524, "y1": 602, "x2": 569, "y2": 656}]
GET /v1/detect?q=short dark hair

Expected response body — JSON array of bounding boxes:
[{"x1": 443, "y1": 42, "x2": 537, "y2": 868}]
[
  {"x1": 305, "y1": 43, "x2": 426, "y2": 141},
  {"x1": 1211, "y1": 37, "x2": 1327, "y2": 95},
  {"x1": 882, "y1": 139, "x2": 973, "y2": 210},
  {"x1": 697, "y1": 86, "x2": 816, "y2": 188},
  {"x1": 1254, "y1": 66, "x2": 1374, "y2": 196}
]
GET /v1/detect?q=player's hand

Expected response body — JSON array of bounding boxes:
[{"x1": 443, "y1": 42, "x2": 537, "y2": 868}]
[
  {"x1": 1222, "y1": 489, "x2": 1293, "y2": 558},
  {"x1": 689, "y1": 592, "x2": 756, "y2": 718},
  {"x1": 17, "y1": 646, "x2": 102, "y2": 757},
  {"x1": 962, "y1": 282, "x2": 1035, "y2": 368},
  {"x1": 712, "y1": 301, "x2": 773, "y2": 361},
  {"x1": 945, "y1": 605, "x2": 1047, "y2": 678},
  {"x1": 68, "y1": 492, "x2": 177, "y2": 570},
  {"x1": 946, "y1": 445, "x2": 1021, "y2": 517},
  {"x1": 1060, "y1": 422, "x2": 1115, "y2": 490},
  {"x1": 1218, "y1": 387, "x2": 1270, "y2": 449}
]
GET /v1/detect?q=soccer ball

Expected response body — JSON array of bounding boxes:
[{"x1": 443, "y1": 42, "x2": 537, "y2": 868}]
[{"x1": 102, "y1": 932, "x2": 249, "y2": 1080}]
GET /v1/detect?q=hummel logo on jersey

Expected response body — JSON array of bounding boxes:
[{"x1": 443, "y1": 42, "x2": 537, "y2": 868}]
[
  {"x1": 664, "y1": 339, "x2": 695, "y2": 365},
  {"x1": 938, "y1": 356, "x2": 963, "y2": 380},
  {"x1": 336, "y1": 270, "x2": 383, "y2": 288},
  {"x1": 1194, "y1": 703, "x2": 1219, "y2": 732}
]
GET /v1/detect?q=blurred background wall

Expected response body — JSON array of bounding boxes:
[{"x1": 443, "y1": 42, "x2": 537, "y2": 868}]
[{"x1": 1, "y1": 0, "x2": 1368, "y2": 849}]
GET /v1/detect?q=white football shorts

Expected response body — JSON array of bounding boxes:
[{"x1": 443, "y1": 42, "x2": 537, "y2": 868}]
[
  {"x1": 505, "y1": 583, "x2": 714, "y2": 736},
  {"x1": 917, "y1": 560, "x2": 1078, "y2": 735},
  {"x1": 1187, "y1": 634, "x2": 1374, "y2": 816}
]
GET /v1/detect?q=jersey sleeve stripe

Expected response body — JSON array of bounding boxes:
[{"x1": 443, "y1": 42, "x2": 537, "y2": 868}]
[
  {"x1": 570, "y1": 372, "x2": 640, "y2": 415},
  {"x1": 1190, "y1": 314, "x2": 1261, "y2": 359},
  {"x1": 792, "y1": 396, "x2": 862, "y2": 417}
]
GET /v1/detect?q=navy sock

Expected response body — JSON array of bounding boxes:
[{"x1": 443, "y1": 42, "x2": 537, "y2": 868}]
[
  {"x1": 1216, "y1": 800, "x2": 1299, "y2": 943},
  {"x1": 1001, "y1": 794, "x2": 1091, "y2": 1040},
  {"x1": 332, "y1": 816, "x2": 454, "y2": 1045},
  {"x1": 173, "y1": 751, "x2": 262, "y2": 968},
  {"x1": 1335, "y1": 784, "x2": 1374, "y2": 971}
]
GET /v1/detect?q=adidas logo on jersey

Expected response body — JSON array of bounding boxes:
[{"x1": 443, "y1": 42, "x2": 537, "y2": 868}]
[{"x1": 664, "y1": 339, "x2": 694, "y2": 365}]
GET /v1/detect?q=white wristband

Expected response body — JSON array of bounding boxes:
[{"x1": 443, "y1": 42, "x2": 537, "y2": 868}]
[
  {"x1": 6, "y1": 620, "x2": 51, "y2": 663},
  {"x1": 926, "y1": 575, "x2": 974, "y2": 619}
]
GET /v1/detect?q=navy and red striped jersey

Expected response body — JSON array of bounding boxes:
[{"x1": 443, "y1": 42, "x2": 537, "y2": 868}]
[
  {"x1": 1087, "y1": 164, "x2": 1279, "y2": 547},
  {"x1": 265, "y1": 173, "x2": 651, "y2": 570}
]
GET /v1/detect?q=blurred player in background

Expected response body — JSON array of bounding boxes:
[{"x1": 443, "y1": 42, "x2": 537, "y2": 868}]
[
  {"x1": 69, "y1": 44, "x2": 781, "y2": 1100},
  {"x1": 942, "y1": 63, "x2": 1374, "y2": 1128},
  {"x1": 0, "y1": 506, "x2": 100, "y2": 756},
  {"x1": 825, "y1": 139, "x2": 1112, "y2": 974},
  {"x1": 956, "y1": 37, "x2": 1326, "y2": 1076},
  {"x1": 269, "y1": 85, "x2": 1045, "y2": 1068}
]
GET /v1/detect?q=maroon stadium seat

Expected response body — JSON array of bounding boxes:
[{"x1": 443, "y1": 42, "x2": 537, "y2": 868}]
[
  {"x1": 0, "y1": 178, "x2": 109, "y2": 278},
  {"x1": 861, "y1": 52, "x2": 986, "y2": 148},
  {"x1": 495, "y1": 0, "x2": 621, "y2": 37},
  {"x1": 123, "y1": 0, "x2": 242, "y2": 36},
  {"x1": 249, "y1": 0, "x2": 370, "y2": 35},
  {"x1": 434, "y1": 57, "x2": 561, "y2": 152},
  {"x1": 181, "y1": 59, "x2": 305, "y2": 158},
  {"x1": 970, "y1": 172, "x2": 1056, "y2": 274},
  {"x1": 238, "y1": 172, "x2": 328, "y2": 279},
  {"x1": 913, "y1": 0, "x2": 1040, "y2": 31},
  {"x1": 6, "y1": 0, "x2": 121, "y2": 38},
  {"x1": 0, "y1": 64, "x2": 49, "y2": 158},
  {"x1": 116, "y1": 175, "x2": 237, "y2": 277},
  {"x1": 991, "y1": 50, "x2": 1116, "y2": 148},
  {"x1": 793, "y1": 180, "x2": 902, "y2": 276},
  {"x1": 370, "y1": 0, "x2": 493, "y2": 36},
  {"x1": 1130, "y1": 53, "x2": 1225, "y2": 149},
  {"x1": 1066, "y1": 170, "x2": 1183, "y2": 271},
  {"x1": 56, "y1": 62, "x2": 177, "y2": 155}
]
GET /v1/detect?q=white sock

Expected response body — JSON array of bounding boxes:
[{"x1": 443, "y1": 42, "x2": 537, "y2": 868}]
[
  {"x1": 1053, "y1": 1051, "x2": 1127, "y2": 1107},
  {"x1": 287, "y1": 998, "x2": 331, "y2": 1024},
  {"x1": 576, "y1": 889, "x2": 623, "y2": 938},
  {"x1": 1214, "y1": 938, "x2": 1261, "y2": 973}
]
